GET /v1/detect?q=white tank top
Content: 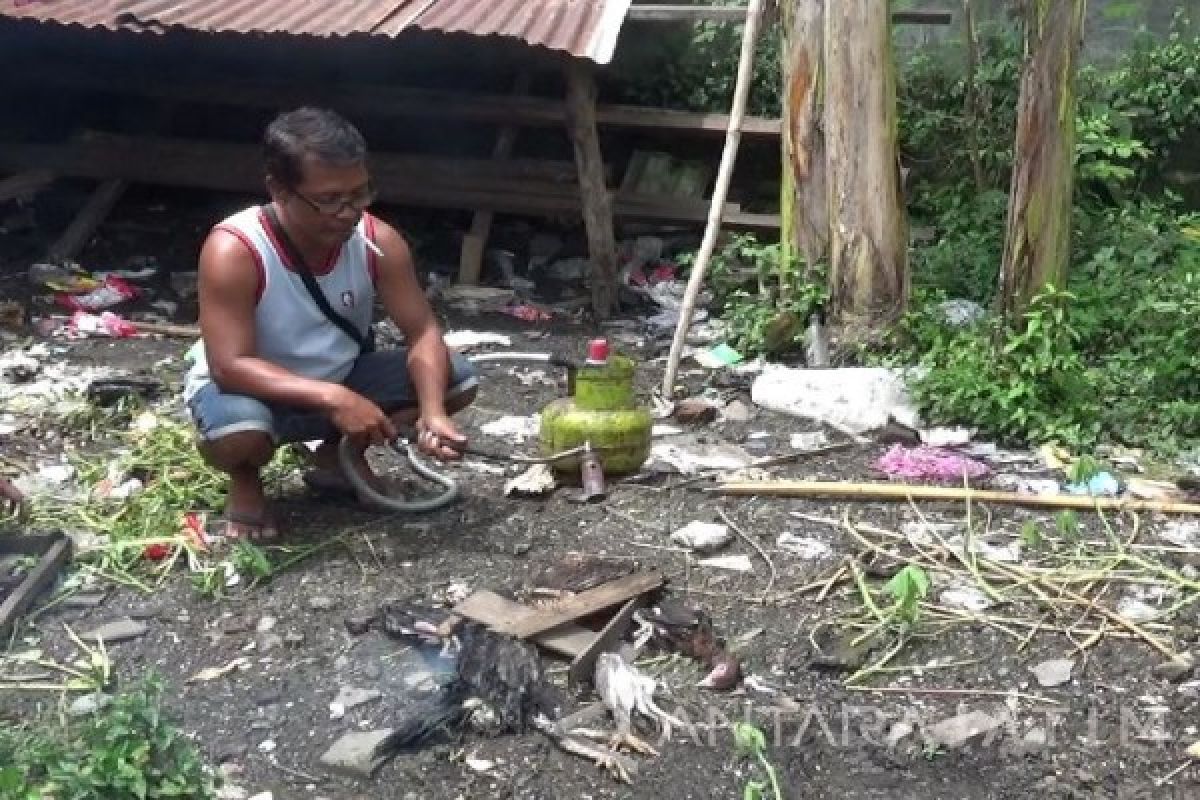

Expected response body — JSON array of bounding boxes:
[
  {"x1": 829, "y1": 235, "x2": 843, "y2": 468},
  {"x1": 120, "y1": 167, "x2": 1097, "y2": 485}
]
[{"x1": 183, "y1": 205, "x2": 379, "y2": 402}]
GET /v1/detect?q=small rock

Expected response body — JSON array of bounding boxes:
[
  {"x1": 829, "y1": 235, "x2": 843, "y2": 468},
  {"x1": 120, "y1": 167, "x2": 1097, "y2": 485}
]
[
  {"x1": 284, "y1": 631, "x2": 306, "y2": 648},
  {"x1": 885, "y1": 721, "x2": 914, "y2": 749},
  {"x1": 257, "y1": 739, "x2": 276, "y2": 754},
  {"x1": 721, "y1": 399, "x2": 754, "y2": 422},
  {"x1": 257, "y1": 633, "x2": 284, "y2": 653},
  {"x1": 256, "y1": 688, "x2": 282, "y2": 707},
  {"x1": 1031, "y1": 658, "x2": 1075, "y2": 688},
  {"x1": 216, "y1": 747, "x2": 247, "y2": 764},
  {"x1": 1154, "y1": 652, "x2": 1196, "y2": 682},
  {"x1": 1023, "y1": 727, "x2": 1047, "y2": 747},
  {"x1": 61, "y1": 591, "x2": 109, "y2": 609},
  {"x1": 674, "y1": 397, "x2": 718, "y2": 425},
  {"x1": 128, "y1": 604, "x2": 164, "y2": 620},
  {"x1": 308, "y1": 596, "x2": 336, "y2": 612},
  {"x1": 82, "y1": 617, "x2": 148, "y2": 644},
  {"x1": 248, "y1": 793, "x2": 273, "y2": 800},
  {"x1": 319, "y1": 729, "x2": 399, "y2": 778},
  {"x1": 256, "y1": 616, "x2": 277, "y2": 633},
  {"x1": 344, "y1": 612, "x2": 375, "y2": 635},
  {"x1": 221, "y1": 616, "x2": 254, "y2": 635},
  {"x1": 331, "y1": 687, "x2": 382, "y2": 718},
  {"x1": 924, "y1": 710, "x2": 1008, "y2": 749},
  {"x1": 68, "y1": 692, "x2": 112, "y2": 716},
  {"x1": 216, "y1": 787, "x2": 249, "y2": 800}
]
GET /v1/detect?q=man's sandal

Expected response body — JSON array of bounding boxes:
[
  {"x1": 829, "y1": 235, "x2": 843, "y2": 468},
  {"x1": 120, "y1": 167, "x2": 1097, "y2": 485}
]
[{"x1": 216, "y1": 509, "x2": 281, "y2": 542}]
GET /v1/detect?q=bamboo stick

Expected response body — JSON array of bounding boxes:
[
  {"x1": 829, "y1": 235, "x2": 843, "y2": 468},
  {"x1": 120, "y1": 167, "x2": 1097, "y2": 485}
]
[
  {"x1": 711, "y1": 480, "x2": 1200, "y2": 514},
  {"x1": 660, "y1": 0, "x2": 765, "y2": 397}
]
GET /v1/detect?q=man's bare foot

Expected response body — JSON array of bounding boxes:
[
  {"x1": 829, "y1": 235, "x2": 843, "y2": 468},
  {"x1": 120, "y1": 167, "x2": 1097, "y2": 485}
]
[{"x1": 221, "y1": 469, "x2": 278, "y2": 541}]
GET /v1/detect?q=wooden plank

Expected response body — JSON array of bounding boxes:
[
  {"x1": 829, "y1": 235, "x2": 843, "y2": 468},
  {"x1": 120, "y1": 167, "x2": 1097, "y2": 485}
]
[
  {"x1": 0, "y1": 134, "x2": 781, "y2": 230},
  {"x1": 2, "y1": 67, "x2": 783, "y2": 137},
  {"x1": 499, "y1": 570, "x2": 664, "y2": 639},
  {"x1": 0, "y1": 170, "x2": 54, "y2": 204},
  {"x1": 0, "y1": 534, "x2": 72, "y2": 636},
  {"x1": 453, "y1": 590, "x2": 596, "y2": 658},
  {"x1": 458, "y1": 71, "x2": 531, "y2": 286},
  {"x1": 628, "y1": 4, "x2": 748, "y2": 21},
  {"x1": 629, "y1": 5, "x2": 954, "y2": 25},
  {"x1": 565, "y1": 59, "x2": 620, "y2": 320},
  {"x1": 568, "y1": 596, "x2": 642, "y2": 688},
  {"x1": 47, "y1": 179, "x2": 127, "y2": 262}
]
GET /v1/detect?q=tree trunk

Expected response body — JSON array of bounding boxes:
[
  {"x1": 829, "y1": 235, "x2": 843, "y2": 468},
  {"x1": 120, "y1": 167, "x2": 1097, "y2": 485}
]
[
  {"x1": 780, "y1": 0, "x2": 827, "y2": 281},
  {"x1": 824, "y1": 0, "x2": 909, "y2": 333},
  {"x1": 997, "y1": 0, "x2": 1085, "y2": 320}
]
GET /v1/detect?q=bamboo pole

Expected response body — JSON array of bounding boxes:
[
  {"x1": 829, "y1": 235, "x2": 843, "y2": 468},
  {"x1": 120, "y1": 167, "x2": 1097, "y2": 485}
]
[
  {"x1": 710, "y1": 480, "x2": 1200, "y2": 515},
  {"x1": 660, "y1": 0, "x2": 765, "y2": 398}
]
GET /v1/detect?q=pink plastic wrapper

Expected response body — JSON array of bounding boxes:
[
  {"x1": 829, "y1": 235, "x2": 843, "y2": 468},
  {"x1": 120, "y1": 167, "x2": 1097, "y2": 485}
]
[
  {"x1": 69, "y1": 311, "x2": 138, "y2": 338},
  {"x1": 502, "y1": 304, "x2": 553, "y2": 322},
  {"x1": 875, "y1": 444, "x2": 990, "y2": 482},
  {"x1": 55, "y1": 275, "x2": 140, "y2": 312}
]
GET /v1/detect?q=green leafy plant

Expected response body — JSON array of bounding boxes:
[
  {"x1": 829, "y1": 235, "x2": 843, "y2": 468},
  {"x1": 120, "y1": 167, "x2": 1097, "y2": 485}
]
[
  {"x1": 883, "y1": 565, "x2": 931, "y2": 628},
  {"x1": 733, "y1": 722, "x2": 783, "y2": 800},
  {"x1": 0, "y1": 675, "x2": 218, "y2": 799}
]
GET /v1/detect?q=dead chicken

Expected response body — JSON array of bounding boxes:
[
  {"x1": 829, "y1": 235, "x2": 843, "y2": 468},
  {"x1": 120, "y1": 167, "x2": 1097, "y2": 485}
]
[
  {"x1": 634, "y1": 600, "x2": 742, "y2": 690},
  {"x1": 588, "y1": 651, "x2": 683, "y2": 758}
]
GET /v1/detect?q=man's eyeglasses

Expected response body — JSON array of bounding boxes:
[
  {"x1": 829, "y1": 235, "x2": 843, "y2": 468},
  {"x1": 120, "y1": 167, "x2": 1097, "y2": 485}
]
[{"x1": 292, "y1": 186, "x2": 377, "y2": 216}]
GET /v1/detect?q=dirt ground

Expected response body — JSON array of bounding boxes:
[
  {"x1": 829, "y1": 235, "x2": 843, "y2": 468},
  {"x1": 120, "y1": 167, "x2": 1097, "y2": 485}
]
[{"x1": 4, "y1": 188, "x2": 1200, "y2": 800}]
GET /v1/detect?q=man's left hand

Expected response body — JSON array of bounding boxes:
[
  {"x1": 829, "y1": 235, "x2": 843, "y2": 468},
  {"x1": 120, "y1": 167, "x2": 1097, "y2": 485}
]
[{"x1": 414, "y1": 413, "x2": 467, "y2": 461}]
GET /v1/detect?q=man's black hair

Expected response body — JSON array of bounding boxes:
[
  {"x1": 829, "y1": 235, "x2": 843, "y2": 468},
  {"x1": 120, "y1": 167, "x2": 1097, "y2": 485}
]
[{"x1": 263, "y1": 107, "x2": 367, "y2": 188}]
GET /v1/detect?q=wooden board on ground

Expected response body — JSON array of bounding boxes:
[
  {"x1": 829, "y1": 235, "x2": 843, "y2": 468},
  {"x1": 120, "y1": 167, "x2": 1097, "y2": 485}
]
[
  {"x1": 568, "y1": 596, "x2": 643, "y2": 688},
  {"x1": 453, "y1": 590, "x2": 597, "y2": 658},
  {"x1": 499, "y1": 571, "x2": 664, "y2": 640}
]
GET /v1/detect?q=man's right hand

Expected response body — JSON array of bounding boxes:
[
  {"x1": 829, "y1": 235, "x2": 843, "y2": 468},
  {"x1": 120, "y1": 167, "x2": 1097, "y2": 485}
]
[{"x1": 326, "y1": 386, "x2": 397, "y2": 445}]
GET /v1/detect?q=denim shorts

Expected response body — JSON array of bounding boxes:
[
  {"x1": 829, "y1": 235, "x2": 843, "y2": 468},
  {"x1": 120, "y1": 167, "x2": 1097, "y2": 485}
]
[{"x1": 186, "y1": 349, "x2": 478, "y2": 444}]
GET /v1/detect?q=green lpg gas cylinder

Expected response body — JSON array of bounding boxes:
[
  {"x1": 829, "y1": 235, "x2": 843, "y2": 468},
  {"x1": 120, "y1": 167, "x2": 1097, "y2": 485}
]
[{"x1": 539, "y1": 338, "x2": 653, "y2": 476}]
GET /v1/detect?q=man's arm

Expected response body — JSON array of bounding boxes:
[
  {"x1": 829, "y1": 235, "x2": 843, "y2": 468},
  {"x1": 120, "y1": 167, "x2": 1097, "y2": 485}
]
[
  {"x1": 370, "y1": 220, "x2": 465, "y2": 458},
  {"x1": 198, "y1": 230, "x2": 395, "y2": 443}
]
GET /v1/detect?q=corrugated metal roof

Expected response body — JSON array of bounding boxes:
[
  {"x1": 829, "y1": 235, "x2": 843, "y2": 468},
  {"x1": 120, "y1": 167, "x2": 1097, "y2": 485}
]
[{"x1": 1, "y1": 0, "x2": 632, "y2": 63}]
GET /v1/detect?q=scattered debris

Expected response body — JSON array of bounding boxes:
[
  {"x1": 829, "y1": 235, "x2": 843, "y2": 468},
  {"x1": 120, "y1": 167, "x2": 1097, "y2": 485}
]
[
  {"x1": 648, "y1": 440, "x2": 752, "y2": 475},
  {"x1": 670, "y1": 520, "x2": 732, "y2": 553},
  {"x1": 774, "y1": 533, "x2": 833, "y2": 560},
  {"x1": 923, "y1": 710, "x2": 1009, "y2": 749},
  {"x1": 81, "y1": 617, "x2": 148, "y2": 644},
  {"x1": 1065, "y1": 471, "x2": 1120, "y2": 497},
  {"x1": 692, "y1": 343, "x2": 742, "y2": 369},
  {"x1": 1031, "y1": 658, "x2": 1075, "y2": 688},
  {"x1": 720, "y1": 399, "x2": 754, "y2": 422},
  {"x1": 1154, "y1": 653, "x2": 1196, "y2": 683},
  {"x1": 790, "y1": 431, "x2": 829, "y2": 450},
  {"x1": 504, "y1": 464, "x2": 557, "y2": 497},
  {"x1": 443, "y1": 330, "x2": 512, "y2": 350},
  {"x1": 875, "y1": 444, "x2": 990, "y2": 482},
  {"x1": 697, "y1": 554, "x2": 754, "y2": 572},
  {"x1": 940, "y1": 585, "x2": 994, "y2": 611},
  {"x1": 751, "y1": 365, "x2": 919, "y2": 434},
  {"x1": 673, "y1": 397, "x2": 719, "y2": 425},
  {"x1": 531, "y1": 554, "x2": 636, "y2": 594},
  {"x1": 481, "y1": 415, "x2": 540, "y2": 442},
  {"x1": 187, "y1": 657, "x2": 251, "y2": 684},
  {"x1": 68, "y1": 692, "x2": 112, "y2": 716},
  {"x1": 329, "y1": 687, "x2": 382, "y2": 720}
]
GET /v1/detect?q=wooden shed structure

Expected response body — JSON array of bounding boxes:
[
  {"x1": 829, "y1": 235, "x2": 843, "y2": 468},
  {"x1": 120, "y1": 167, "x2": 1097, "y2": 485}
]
[{"x1": 0, "y1": 0, "x2": 797, "y2": 317}]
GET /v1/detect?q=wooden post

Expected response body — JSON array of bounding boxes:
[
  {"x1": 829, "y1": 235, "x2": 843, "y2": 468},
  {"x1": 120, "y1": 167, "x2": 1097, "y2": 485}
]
[
  {"x1": 780, "y1": 0, "x2": 828, "y2": 275},
  {"x1": 47, "y1": 179, "x2": 127, "y2": 263},
  {"x1": 660, "y1": 0, "x2": 765, "y2": 398},
  {"x1": 996, "y1": 0, "x2": 1085, "y2": 320},
  {"x1": 564, "y1": 59, "x2": 619, "y2": 320},
  {"x1": 825, "y1": 0, "x2": 909, "y2": 333},
  {"x1": 457, "y1": 71, "x2": 532, "y2": 285}
]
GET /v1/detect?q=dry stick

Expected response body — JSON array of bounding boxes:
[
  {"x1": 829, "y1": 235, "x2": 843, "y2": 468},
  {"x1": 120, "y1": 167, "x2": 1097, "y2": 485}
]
[
  {"x1": 659, "y1": 0, "x2": 765, "y2": 398},
  {"x1": 845, "y1": 685, "x2": 1061, "y2": 705},
  {"x1": 717, "y1": 506, "x2": 777, "y2": 603},
  {"x1": 711, "y1": 480, "x2": 1200, "y2": 514}
]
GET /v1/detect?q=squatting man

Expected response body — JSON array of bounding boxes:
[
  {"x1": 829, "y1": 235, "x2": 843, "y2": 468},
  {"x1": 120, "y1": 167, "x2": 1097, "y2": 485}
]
[{"x1": 183, "y1": 107, "x2": 477, "y2": 540}]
